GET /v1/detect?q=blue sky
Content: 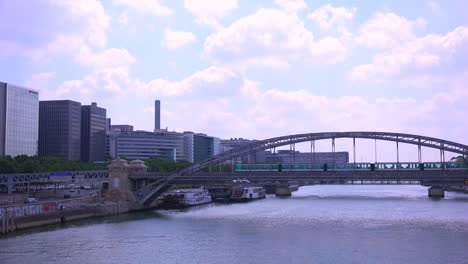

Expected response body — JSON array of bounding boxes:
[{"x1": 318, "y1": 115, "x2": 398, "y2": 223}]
[{"x1": 1, "y1": 0, "x2": 467, "y2": 161}]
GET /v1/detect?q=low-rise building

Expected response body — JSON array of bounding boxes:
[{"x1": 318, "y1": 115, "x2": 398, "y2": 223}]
[
  {"x1": 183, "y1": 132, "x2": 221, "y2": 162},
  {"x1": 115, "y1": 130, "x2": 185, "y2": 161}
]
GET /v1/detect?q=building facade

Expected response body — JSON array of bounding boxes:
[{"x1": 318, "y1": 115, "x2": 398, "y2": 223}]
[
  {"x1": 220, "y1": 138, "x2": 264, "y2": 163},
  {"x1": 39, "y1": 100, "x2": 81, "y2": 160},
  {"x1": 81, "y1": 102, "x2": 106, "y2": 162},
  {"x1": 106, "y1": 129, "x2": 118, "y2": 160},
  {"x1": 0, "y1": 82, "x2": 39, "y2": 157},
  {"x1": 183, "y1": 132, "x2": 195, "y2": 163},
  {"x1": 184, "y1": 132, "x2": 221, "y2": 162},
  {"x1": 111, "y1": 124, "x2": 134, "y2": 132},
  {"x1": 265, "y1": 150, "x2": 349, "y2": 164},
  {"x1": 116, "y1": 131, "x2": 185, "y2": 161}
]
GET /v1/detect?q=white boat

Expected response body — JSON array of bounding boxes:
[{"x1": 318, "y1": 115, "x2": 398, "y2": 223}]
[
  {"x1": 230, "y1": 186, "x2": 266, "y2": 202},
  {"x1": 160, "y1": 187, "x2": 212, "y2": 208}
]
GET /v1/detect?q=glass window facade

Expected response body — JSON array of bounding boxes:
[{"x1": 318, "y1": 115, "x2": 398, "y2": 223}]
[
  {"x1": 39, "y1": 100, "x2": 81, "y2": 160},
  {"x1": 0, "y1": 83, "x2": 39, "y2": 157},
  {"x1": 116, "y1": 131, "x2": 185, "y2": 161},
  {"x1": 81, "y1": 103, "x2": 107, "y2": 162}
]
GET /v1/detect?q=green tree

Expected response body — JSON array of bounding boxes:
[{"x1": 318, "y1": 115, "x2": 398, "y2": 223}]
[{"x1": 450, "y1": 156, "x2": 466, "y2": 163}]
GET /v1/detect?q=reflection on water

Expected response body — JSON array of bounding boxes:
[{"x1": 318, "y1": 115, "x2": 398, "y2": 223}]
[{"x1": 1, "y1": 185, "x2": 467, "y2": 264}]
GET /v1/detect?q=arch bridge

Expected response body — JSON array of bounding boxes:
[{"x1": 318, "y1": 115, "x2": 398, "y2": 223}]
[{"x1": 135, "y1": 132, "x2": 468, "y2": 205}]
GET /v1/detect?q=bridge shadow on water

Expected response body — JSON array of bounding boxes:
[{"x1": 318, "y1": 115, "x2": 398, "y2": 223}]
[{"x1": 285, "y1": 194, "x2": 468, "y2": 202}]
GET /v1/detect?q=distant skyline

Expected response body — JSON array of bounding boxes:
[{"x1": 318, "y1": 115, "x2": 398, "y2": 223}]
[{"x1": 1, "y1": 0, "x2": 467, "y2": 161}]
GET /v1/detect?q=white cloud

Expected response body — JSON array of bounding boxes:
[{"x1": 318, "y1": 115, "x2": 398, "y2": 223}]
[
  {"x1": 26, "y1": 72, "x2": 57, "y2": 99},
  {"x1": 1, "y1": 0, "x2": 118, "y2": 66},
  {"x1": 349, "y1": 26, "x2": 468, "y2": 82},
  {"x1": 161, "y1": 28, "x2": 197, "y2": 49},
  {"x1": 112, "y1": 0, "x2": 172, "y2": 16},
  {"x1": 203, "y1": 8, "x2": 347, "y2": 70},
  {"x1": 307, "y1": 4, "x2": 356, "y2": 35},
  {"x1": 49, "y1": 0, "x2": 111, "y2": 47},
  {"x1": 75, "y1": 47, "x2": 137, "y2": 68},
  {"x1": 428, "y1": 1, "x2": 440, "y2": 14},
  {"x1": 354, "y1": 12, "x2": 426, "y2": 49},
  {"x1": 184, "y1": 0, "x2": 237, "y2": 29},
  {"x1": 119, "y1": 12, "x2": 128, "y2": 25},
  {"x1": 136, "y1": 66, "x2": 240, "y2": 97},
  {"x1": 274, "y1": 0, "x2": 307, "y2": 13},
  {"x1": 57, "y1": 67, "x2": 132, "y2": 99}
]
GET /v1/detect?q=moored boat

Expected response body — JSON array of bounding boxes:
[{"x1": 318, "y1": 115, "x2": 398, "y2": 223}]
[
  {"x1": 159, "y1": 187, "x2": 212, "y2": 209},
  {"x1": 230, "y1": 186, "x2": 266, "y2": 202},
  {"x1": 208, "y1": 185, "x2": 232, "y2": 202}
]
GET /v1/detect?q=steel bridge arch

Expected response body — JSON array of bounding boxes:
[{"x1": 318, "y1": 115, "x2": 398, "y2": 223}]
[
  {"x1": 138, "y1": 131, "x2": 468, "y2": 204},
  {"x1": 186, "y1": 132, "x2": 468, "y2": 174}
]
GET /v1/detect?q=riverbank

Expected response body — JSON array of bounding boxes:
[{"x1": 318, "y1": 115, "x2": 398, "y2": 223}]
[{"x1": 0, "y1": 193, "x2": 157, "y2": 235}]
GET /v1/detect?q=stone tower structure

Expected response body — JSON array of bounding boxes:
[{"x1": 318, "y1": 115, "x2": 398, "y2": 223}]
[{"x1": 106, "y1": 158, "x2": 147, "y2": 202}]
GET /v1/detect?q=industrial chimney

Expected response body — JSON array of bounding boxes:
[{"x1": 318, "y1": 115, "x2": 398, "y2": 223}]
[{"x1": 154, "y1": 100, "x2": 160, "y2": 131}]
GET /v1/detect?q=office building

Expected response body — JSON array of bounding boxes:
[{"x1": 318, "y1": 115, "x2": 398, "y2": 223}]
[
  {"x1": 106, "y1": 129, "x2": 118, "y2": 160},
  {"x1": 0, "y1": 82, "x2": 39, "y2": 157},
  {"x1": 220, "y1": 138, "x2": 252, "y2": 152},
  {"x1": 220, "y1": 138, "x2": 264, "y2": 163},
  {"x1": 116, "y1": 130, "x2": 185, "y2": 161},
  {"x1": 184, "y1": 132, "x2": 221, "y2": 162},
  {"x1": 81, "y1": 102, "x2": 106, "y2": 162},
  {"x1": 106, "y1": 118, "x2": 111, "y2": 133},
  {"x1": 39, "y1": 100, "x2": 81, "y2": 160},
  {"x1": 106, "y1": 124, "x2": 134, "y2": 160},
  {"x1": 111, "y1": 124, "x2": 134, "y2": 132},
  {"x1": 183, "y1": 132, "x2": 195, "y2": 163}
]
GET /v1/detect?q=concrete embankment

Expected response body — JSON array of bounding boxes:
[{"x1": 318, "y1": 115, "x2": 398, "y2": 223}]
[
  {"x1": 11, "y1": 203, "x2": 138, "y2": 232},
  {"x1": 0, "y1": 195, "x2": 151, "y2": 235}
]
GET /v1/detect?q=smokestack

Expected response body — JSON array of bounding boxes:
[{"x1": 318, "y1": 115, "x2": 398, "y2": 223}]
[{"x1": 154, "y1": 100, "x2": 160, "y2": 131}]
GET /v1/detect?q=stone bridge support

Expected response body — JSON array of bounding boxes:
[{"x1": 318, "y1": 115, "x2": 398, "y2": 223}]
[
  {"x1": 106, "y1": 159, "x2": 147, "y2": 202},
  {"x1": 428, "y1": 186, "x2": 445, "y2": 198},
  {"x1": 275, "y1": 184, "x2": 293, "y2": 197}
]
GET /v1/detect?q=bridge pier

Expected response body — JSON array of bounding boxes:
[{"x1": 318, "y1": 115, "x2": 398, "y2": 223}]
[
  {"x1": 106, "y1": 159, "x2": 147, "y2": 202},
  {"x1": 428, "y1": 186, "x2": 445, "y2": 198},
  {"x1": 275, "y1": 185, "x2": 292, "y2": 197}
]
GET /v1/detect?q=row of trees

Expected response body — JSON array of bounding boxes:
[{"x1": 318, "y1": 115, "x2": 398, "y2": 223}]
[
  {"x1": 0, "y1": 155, "x2": 108, "y2": 174},
  {"x1": 143, "y1": 157, "x2": 191, "y2": 173},
  {"x1": 0, "y1": 155, "x2": 194, "y2": 174},
  {"x1": 450, "y1": 156, "x2": 466, "y2": 163}
]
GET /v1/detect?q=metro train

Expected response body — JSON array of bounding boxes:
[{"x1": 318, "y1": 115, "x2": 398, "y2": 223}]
[{"x1": 235, "y1": 162, "x2": 468, "y2": 172}]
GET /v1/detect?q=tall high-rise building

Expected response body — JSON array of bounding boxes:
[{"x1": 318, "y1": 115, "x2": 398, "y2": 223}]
[
  {"x1": 0, "y1": 82, "x2": 39, "y2": 157},
  {"x1": 39, "y1": 100, "x2": 81, "y2": 160},
  {"x1": 154, "y1": 100, "x2": 160, "y2": 131},
  {"x1": 81, "y1": 102, "x2": 106, "y2": 162},
  {"x1": 106, "y1": 118, "x2": 111, "y2": 133}
]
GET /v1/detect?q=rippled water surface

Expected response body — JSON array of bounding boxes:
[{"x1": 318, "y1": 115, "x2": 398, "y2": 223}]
[{"x1": 1, "y1": 185, "x2": 468, "y2": 264}]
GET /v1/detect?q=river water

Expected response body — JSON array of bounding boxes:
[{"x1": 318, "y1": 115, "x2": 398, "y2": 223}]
[{"x1": 1, "y1": 185, "x2": 468, "y2": 264}]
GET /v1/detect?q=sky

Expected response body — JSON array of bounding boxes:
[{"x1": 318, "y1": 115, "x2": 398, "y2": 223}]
[{"x1": 1, "y1": 0, "x2": 467, "y2": 161}]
